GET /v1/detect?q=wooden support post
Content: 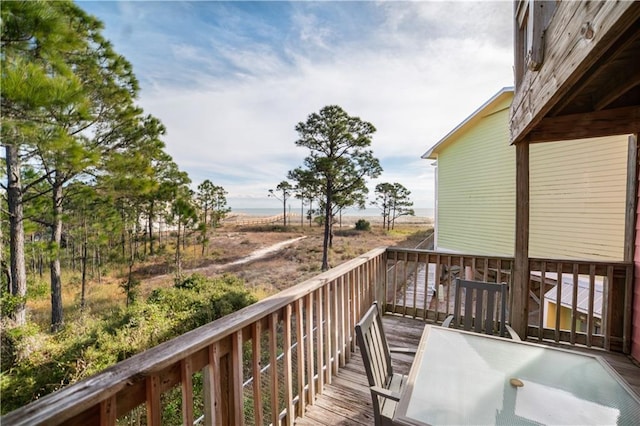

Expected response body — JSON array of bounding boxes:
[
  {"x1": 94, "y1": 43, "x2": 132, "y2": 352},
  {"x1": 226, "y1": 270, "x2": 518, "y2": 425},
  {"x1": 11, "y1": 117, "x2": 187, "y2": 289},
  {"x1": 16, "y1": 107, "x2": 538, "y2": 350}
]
[
  {"x1": 512, "y1": 141, "x2": 530, "y2": 338},
  {"x1": 624, "y1": 134, "x2": 638, "y2": 262}
]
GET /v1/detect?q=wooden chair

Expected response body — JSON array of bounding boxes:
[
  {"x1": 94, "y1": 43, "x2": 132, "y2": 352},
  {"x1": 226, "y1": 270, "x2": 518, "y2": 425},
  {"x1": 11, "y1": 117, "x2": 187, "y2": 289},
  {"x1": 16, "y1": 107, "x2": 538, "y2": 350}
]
[
  {"x1": 355, "y1": 302, "x2": 415, "y2": 426},
  {"x1": 442, "y1": 279, "x2": 521, "y2": 340}
]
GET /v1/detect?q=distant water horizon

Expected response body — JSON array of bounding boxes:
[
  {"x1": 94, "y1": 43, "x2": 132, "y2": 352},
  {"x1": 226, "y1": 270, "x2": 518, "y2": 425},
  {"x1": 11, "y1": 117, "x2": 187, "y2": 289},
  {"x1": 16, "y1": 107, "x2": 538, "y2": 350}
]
[{"x1": 229, "y1": 207, "x2": 434, "y2": 218}]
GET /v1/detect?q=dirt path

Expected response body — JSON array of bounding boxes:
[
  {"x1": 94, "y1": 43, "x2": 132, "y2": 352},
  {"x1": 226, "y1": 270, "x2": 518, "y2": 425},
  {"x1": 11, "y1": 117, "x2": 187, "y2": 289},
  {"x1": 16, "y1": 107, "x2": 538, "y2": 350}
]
[{"x1": 145, "y1": 236, "x2": 307, "y2": 284}]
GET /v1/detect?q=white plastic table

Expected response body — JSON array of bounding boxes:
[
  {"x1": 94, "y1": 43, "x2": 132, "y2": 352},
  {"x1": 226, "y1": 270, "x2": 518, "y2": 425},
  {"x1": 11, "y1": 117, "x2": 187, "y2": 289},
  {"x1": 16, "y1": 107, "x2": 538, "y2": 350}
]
[{"x1": 394, "y1": 325, "x2": 640, "y2": 426}]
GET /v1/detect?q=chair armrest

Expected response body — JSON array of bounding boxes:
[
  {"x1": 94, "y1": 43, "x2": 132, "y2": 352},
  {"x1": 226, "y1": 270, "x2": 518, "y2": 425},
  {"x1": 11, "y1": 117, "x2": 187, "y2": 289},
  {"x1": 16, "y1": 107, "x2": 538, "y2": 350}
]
[
  {"x1": 505, "y1": 324, "x2": 521, "y2": 341},
  {"x1": 441, "y1": 314, "x2": 453, "y2": 328},
  {"x1": 370, "y1": 386, "x2": 401, "y2": 402},
  {"x1": 389, "y1": 347, "x2": 417, "y2": 355}
]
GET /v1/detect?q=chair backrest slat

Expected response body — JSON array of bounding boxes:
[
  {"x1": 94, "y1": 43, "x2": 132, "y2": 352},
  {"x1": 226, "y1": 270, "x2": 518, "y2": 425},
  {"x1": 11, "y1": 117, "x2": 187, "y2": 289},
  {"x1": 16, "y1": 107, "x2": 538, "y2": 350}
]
[
  {"x1": 355, "y1": 302, "x2": 393, "y2": 425},
  {"x1": 451, "y1": 279, "x2": 507, "y2": 337}
]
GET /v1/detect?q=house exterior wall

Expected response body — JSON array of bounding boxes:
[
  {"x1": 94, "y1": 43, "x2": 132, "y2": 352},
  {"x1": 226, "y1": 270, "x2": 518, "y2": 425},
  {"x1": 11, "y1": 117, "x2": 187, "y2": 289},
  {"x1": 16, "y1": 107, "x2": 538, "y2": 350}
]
[
  {"x1": 529, "y1": 136, "x2": 628, "y2": 261},
  {"x1": 434, "y1": 99, "x2": 628, "y2": 261},
  {"x1": 436, "y1": 99, "x2": 514, "y2": 256},
  {"x1": 543, "y1": 302, "x2": 573, "y2": 331}
]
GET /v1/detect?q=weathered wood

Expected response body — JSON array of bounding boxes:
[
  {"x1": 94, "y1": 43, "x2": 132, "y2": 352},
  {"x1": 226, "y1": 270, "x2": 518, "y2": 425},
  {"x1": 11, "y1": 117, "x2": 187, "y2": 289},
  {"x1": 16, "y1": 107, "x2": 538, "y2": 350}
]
[
  {"x1": 305, "y1": 293, "x2": 315, "y2": 405},
  {"x1": 323, "y1": 283, "x2": 332, "y2": 385},
  {"x1": 571, "y1": 264, "x2": 579, "y2": 345},
  {"x1": 554, "y1": 263, "x2": 562, "y2": 343},
  {"x1": 605, "y1": 266, "x2": 614, "y2": 351},
  {"x1": 145, "y1": 375, "x2": 161, "y2": 426},
  {"x1": 269, "y1": 313, "x2": 280, "y2": 426},
  {"x1": 231, "y1": 331, "x2": 244, "y2": 425},
  {"x1": 511, "y1": 1, "x2": 640, "y2": 143},
  {"x1": 330, "y1": 281, "x2": 339, "y2": 376},
  {"x1": 99, "y1": 396, "x2": 116, "y2": 426},
  {"x1": 252, "y1": 321, "x2": 264, "y2": 426},
  {"x1": 180, "y1": 357, "x2": 194, "y2": 426},
  {"x1": 625, "y1": 135, "x2": 638, "y2": 262},
  {"x1": 538, "y1": 262, "x2": 546, "y2": 341},
  {"x1": 513, "y1": 142, "x2": 530, "y2": 338},
  {"x1": 283, "y1": 305, "x2": 294, "y2": 426},
  {"x1": 295, "y1": 299, "x2": 306, "y2": 417},
  {"x1": 526, "y1": 106, "x2": 640, "y2": 143}
]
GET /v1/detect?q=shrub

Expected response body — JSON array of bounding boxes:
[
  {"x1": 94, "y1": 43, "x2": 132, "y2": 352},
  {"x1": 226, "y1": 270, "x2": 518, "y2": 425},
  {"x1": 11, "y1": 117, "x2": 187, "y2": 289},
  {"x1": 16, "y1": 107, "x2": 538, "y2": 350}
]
[
  {"x1": 354, "y1": 219, "x2": 371, "y2": 231},
  {"x1": 1, "y1": 273, "x2": 256, "y2": 414}
]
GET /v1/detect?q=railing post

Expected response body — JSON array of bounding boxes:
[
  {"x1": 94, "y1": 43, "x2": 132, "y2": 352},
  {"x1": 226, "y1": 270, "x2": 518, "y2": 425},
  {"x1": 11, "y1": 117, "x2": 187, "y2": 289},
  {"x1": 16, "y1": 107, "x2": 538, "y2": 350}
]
[
  {"x1": 269, "y1": 313, "x2": 280, "y2": 426},
  {"x1": 295, "y1": 299, "x2": 306, "y2": 416},
  {"x1": 145, "y1": 375, "x2": 161, "y2": 426},
  {"x1": 231, "y1": 331, "x2": 244, "y2": 425},
  {"x1": 252, "y1": 321, "x2": 264, "y2": 425},
  {"x1": 380, "y1": 249, "x2": 388, "y2": 308},
  {"x1": 609, "y1": 266, "x2": 633, "y2": 353},
  {"x1": 181, "y1": 357, "x2": 194, "y2": 426},
  {"x1": 283, "y1": 305, "x2": 294, "y2": 426},
  {"x1": 100, "y1": 396, "x2": 116, "y2": 426},
  {"x1": 203, "y1": 343, "x2": 222, "y2": 425}
]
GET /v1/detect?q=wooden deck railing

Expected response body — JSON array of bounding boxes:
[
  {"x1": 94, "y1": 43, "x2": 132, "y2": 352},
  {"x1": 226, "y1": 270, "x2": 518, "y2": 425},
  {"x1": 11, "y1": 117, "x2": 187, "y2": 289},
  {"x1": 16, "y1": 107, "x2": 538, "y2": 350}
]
[
  {"x1": 384, "y1": 248, "x2": 633, "y2": 353},
  {"x1": 527, "y1": 258, "x2": 633, "y2": 353},
  {"x1": 3, "y1": 247, "x2": 634, "y2": 425},
  {"x1": 3, "y1": 248, "x2": 387, "y2": 426},
  {"x1": 383, "y1": 248, "x2": 514, "y2": 323}
]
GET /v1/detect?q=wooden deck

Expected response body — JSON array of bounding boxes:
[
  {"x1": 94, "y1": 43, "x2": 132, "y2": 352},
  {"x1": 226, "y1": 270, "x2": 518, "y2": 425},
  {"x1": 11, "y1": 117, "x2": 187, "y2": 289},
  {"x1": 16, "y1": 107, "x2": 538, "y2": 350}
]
[{"x1": 295, "y1": 314, "x2": 640, "y2": 425}]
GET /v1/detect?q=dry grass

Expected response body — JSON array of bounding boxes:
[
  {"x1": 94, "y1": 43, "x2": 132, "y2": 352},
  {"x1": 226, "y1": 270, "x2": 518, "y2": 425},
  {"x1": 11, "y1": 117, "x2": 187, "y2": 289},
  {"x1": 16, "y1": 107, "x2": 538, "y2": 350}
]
[{"x1": 25, "y1": 221, "x2": 433, "y2": 325}]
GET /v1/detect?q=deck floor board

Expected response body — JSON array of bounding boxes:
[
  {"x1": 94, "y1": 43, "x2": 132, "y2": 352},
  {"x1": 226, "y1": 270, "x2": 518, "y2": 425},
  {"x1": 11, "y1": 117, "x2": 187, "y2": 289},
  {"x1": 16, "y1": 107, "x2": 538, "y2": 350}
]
[{"x1": 295, "y1": 314, "x2": 640, "y2": 425}]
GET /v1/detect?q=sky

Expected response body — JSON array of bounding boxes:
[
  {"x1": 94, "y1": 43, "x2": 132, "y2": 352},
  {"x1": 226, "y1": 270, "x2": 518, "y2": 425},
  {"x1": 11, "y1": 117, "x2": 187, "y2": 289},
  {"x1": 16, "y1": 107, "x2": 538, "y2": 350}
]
[{"x1": 77, "y1": 0, "x2": 514, "y2": 210}]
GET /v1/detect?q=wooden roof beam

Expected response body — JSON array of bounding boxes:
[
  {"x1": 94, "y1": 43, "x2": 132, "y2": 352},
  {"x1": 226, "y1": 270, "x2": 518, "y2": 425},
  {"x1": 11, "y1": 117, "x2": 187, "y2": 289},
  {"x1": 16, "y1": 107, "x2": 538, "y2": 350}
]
[
  {"x1": 526, "y1": 106, "x2": 640, "y2": 143},
  {"x1": 593, "y1": 66, "x2": 640, "y2": 111},
  {"x1": 550, "y1": 20, "x2": 640, "y2": 116}
]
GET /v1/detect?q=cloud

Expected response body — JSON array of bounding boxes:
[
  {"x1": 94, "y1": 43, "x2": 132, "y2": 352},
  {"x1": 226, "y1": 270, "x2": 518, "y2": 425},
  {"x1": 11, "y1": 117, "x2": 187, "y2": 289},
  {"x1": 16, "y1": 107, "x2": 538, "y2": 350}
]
[{"x1": 80, "y1": 1, "x2": 513, "y2": 209}]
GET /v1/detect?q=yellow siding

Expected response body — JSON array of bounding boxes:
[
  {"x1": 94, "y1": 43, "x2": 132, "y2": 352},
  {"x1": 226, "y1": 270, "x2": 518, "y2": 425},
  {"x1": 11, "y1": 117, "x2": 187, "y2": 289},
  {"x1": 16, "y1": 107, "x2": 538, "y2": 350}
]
[
  {"x1": 545, "y1": 303, "x2": 572, "y2": 330},
  {"x1": 436, "y1": 100, "x2": 515, "y2": 256},
  {"x1": 529, "y1": 136, "x2": 628, "y2": 261}
]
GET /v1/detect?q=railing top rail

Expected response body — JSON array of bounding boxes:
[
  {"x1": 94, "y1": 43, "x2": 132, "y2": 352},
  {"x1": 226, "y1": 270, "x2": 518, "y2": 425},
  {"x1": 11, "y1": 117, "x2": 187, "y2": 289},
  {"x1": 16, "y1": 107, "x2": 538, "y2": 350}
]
[
  {"x1": 385, "y1": 247, "x2": 515, "y2": 262},
  {"x1": 385, "y1": 248, "x2": 632, "y2": 269},
  {"x1": 3, "y1": 247, "x2": 387, "y2": 425},
  {"x1": 528, "y1": 257, "x2": 632, "y2": 268}
]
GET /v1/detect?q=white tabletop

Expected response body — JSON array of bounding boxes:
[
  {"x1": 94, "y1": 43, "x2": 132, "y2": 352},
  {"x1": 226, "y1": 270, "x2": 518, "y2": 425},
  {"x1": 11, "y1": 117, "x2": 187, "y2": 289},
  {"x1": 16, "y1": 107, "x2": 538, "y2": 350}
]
[{"x1": 394, "y1": 326, "x2": 640, "y2": 426}]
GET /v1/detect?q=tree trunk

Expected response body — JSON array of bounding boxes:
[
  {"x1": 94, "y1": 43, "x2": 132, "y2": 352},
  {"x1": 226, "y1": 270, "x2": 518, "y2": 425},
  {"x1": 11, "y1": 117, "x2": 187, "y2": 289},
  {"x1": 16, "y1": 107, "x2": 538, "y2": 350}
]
[
  {"x1": 6, "y1": 144, "x2": 27, "y2": 326},
  {"x1": 50, "y1": 180, "x2": 64, "y2": 332},
  {"x1": 201, "y1": 204, "x2": 208, "y2": 256},
  {"x1": 80, "y1": 216, "x2": 88, "y2": 311},
  {"x1": 96, "y1": 247, "x2": 102, "y2": 285},
  {"x1": 148, "y1": 201, "x2": 155, "y2": 256},
  {"x1": 321, "y1": 183, "x2": 332, "y2": 271},
  {"x1": 283, "y1": 199, "x2": 287, "y2": 227},
  {"x1": 175, "y1": 219, "x2": 182, "y2": 280}
]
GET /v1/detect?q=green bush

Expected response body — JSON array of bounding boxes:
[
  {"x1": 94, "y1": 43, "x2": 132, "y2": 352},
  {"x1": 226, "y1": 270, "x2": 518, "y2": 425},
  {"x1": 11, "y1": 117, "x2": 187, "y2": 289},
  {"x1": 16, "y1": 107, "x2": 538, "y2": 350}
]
[
  {"x1": 0, "y1": 273, "x2": 256, "y2": 414},
  {"x1": 354, "y1": 219, "x2": 371, "y2": 231}
]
